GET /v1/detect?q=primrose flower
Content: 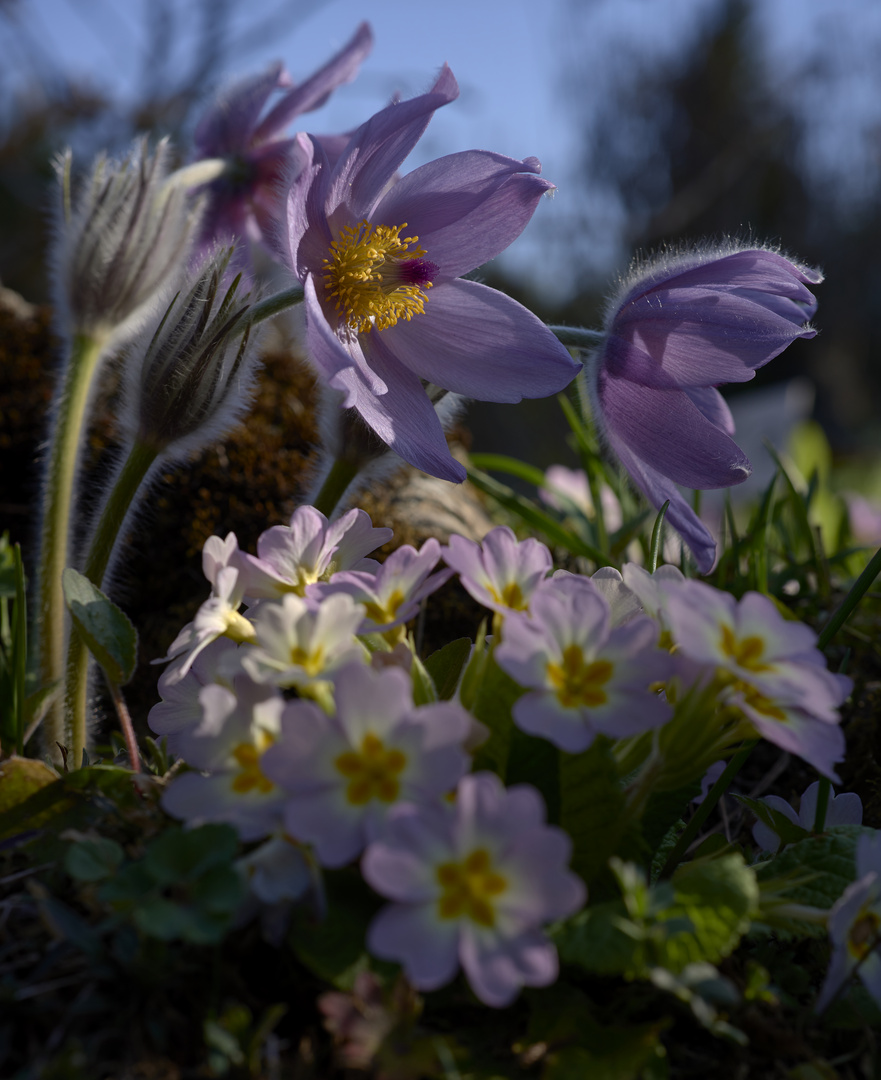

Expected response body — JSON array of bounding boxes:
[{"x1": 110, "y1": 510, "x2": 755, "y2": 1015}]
[
  {"x1": 312, "y1": 538, "x2": 453, "y2": 635},
  {"x1": 752, "y1": 781, "x2": 863, "y2": 854},
  {"x1": 495, "y1": 575, "x2": 672, "y2": 753},
  {"x1": 282, "y1": 65, "x2": 580, "y2": 482},
  {"x1": 235, "y1": 505, "x2": 392, "y2": 600},
  {"x1": 240, "y1": 592, "x2": 367, "y2": 689},
  {"x1": 236, "y1": 833, "x2": 312, "y2": 904},
  {"x1": 662, "y1": 581, "x2": 850, "y2": 777},
  {"x1": 261, "y1": 664, "x2": 472, "y2": 867},
  {"x1": 161, "y1": 677, "x2": 285, "y2": 841},
  {"x1": 362, "y1": 771, "x2": 585, "y2": 1007},
  {"x1": 816, "y1": 832, "x2": 881, "y2": 1013},
  {"x1": 191, "y1": 23, "x2": 373, "y2": 256},
  {"x1": 584, "y1": 245, "x2": 822, "y2": 572},
  {"x1": 442, "y1": 527, "x2": 552, "y2": 617},
  {"x1": 147, "y1": 637, "x2": 238, "y2": 755}
]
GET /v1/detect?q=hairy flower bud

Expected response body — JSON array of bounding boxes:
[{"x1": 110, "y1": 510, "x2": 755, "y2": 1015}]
[
  {"x1": 55, "y1": 137, "x2": 201, "y2": 340},
  {"x1": 126, "y1": 247, "x2": 262, "y2": 458}
]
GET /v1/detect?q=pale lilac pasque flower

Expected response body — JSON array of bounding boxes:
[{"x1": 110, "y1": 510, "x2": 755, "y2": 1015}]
[
  {"x1": 261, "y1": 664, "x2": 472, "y2": 867},
  {"x1": 752, "y1": 781, "x2": 862, "y2": 854},
  {"x1": 282, "y1": 65, "x2": 580, "y2": 482},
  {"x1": 442, "y1": 526, "x2": 552, "y2": 618},
  {"x1": 585, "y1": 245, "x2": 822, "y2": 572},
  {"x1": 362, "y1": 771, "x2": 585, "y2": 1007},
  {"x1": 191, "y1": 23, "x2": 373, "y2": 256},
  {"x1": 816, "y1": 831, "x2": 881, "y2": 1013},
  {"x1": 495, "y1": 575, "x2": 672, "y2": 753}
]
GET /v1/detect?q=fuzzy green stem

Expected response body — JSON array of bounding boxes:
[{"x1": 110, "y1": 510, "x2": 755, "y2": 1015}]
[
  {"x1": 37, "y1": 331, "x2": 107, "y2": 760},
  {"x1": 66, "y1": 440, "x2": 158, "y2": 770},
  {"x1": 658, "y1": 739, "x2": 758, "y2": 879},
  {"x1": 549, "y1": 325, "x2": 606, "y2": 349},
  {"x1": 311, "y1": 456, "x2": 362, "y2": 518}
]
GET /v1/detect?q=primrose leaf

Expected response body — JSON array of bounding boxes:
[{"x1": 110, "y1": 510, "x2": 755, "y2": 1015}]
[{"x1": 62, "y1": 567, "x2": 137, "y2": 684}]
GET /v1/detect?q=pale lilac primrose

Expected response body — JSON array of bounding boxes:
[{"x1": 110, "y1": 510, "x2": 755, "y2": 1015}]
[
  {"x1": 752, "y1": 781, "x2": 863, "y2": 854},
  {"x1": 495, "y1": 575, "x2": 672, "y2": 753},
  {"x1": 240, "y1": 592, "x2": 367, "y2": 691},
  {"x1": 191, "y1": 23, "x2": 373, "y2": 258},
  {"x1": 442, "y1": 527, "x2": 552, "y2": 618},
  {"x1": 235, "y1": 505, "x2": 392, "y2": 599},
  {"x1": 362, "y1": 771, "x2": 585, "y2": 1007},
  {"x1": 584, "y1": 245, "x2": 822, "y2": 572},
  {"x1": 261, "y1": 664, "x2": 472, "y2": 867},
  {"x1": 161, "y1": 677, "x2": 286, "y2": 841},
  {"x1": 662, "y1": 581, "x2": 850, "y2": 777},
  {"x1": 281, "y1": 65, "x2": 580, "y2": 482},
  {"x1": 236, "y1": 833, "x2": 312, "y2": 904},
  {"x1": 311, "y1": 538, "x2": 453, "y2": 637},
  {"x1": 816, "y1": 832, "x2": 881, "y2": 1013}
]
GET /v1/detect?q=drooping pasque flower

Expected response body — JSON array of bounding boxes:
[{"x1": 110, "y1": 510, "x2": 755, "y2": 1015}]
[
  {"x1": 281, "y1": 65, "x2": 580, "y2": 482},
  {"x1": 584, "y1": 245, "x2": 822, "y2": 572},
  {"x1": 191, "y1": 22, "x2": 373, "y2": 257}
]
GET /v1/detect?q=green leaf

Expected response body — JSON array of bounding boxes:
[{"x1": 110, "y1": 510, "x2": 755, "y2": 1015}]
[
  {"x1": 144, "y1": 823, "x2": 239, "y2": 885},
  {"x1": 733, "y1": 793, "x2": 811, "y2": 849},
  {"x1": 559, "y1": 737, "x2": 628, "y2": 886},
  {"x1": 65, "y1": 836, "x2": 125, "y2": 881},
  {"x1": 62, "y1": 567, "x2": 138, "y2": 684},
  {"x1": 756, "y1": 825, "x2": 873, "y2": 911},
  {"x1": 505, "y1": 726, "x2": 560, "y2": 824},
  {"x1": 469, "y1": 652, "x2": 522, "y2": 776},
  {"x1": 552, "y1": 898, "x2": 644, "y2": 976},
  {"x1": 0, "y1": 756, "x2": 59, "y2": 814},
  {"x1": 409, "y1": 651, "x2": 438, "y2": 705},
  {"x1": 423, "y1": 637, "x2": 472, "y2": 701}
]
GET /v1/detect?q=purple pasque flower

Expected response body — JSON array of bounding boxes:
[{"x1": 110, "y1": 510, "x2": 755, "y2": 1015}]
[
  {"x1": 261, "y1": 663, "x2": 472, "y2": 867},
  {"x1": 281, "y1": 65, "x2": 580, "y2": 483},
  {"x1": 662, "y1": 581, "x2": 850, "y2": 778},
  {"x1": 362, "y1": 771, "x2": 585, "y2": 1007},
  {"x1": 495, "y1": 575, "x2": 672, "y2": 753},
  {"x1": 752, "y1": 781, "x2": 863, "y2": 854},
  {"x1": 160, "y1": 675, "x2": 286, "y2": 841},
  {"x1": 235, "y1": 505, "x2": 392, "y2": 600},
  {"x1": 191, "y1": 23, "x2": 373, "y2": 255},
  {"x1": 585, "y1": 245, "x2": 822, "y2": 573},
  {"x1": 240, "y1": 592, "x2": 367, "y2": 690},
  {"x1": 442, "y1": 526, "x2": 552, "y2": 618},
  {"x1": 816, "y1": 832, "x2": 881, "y2": 1013},
  {"x1": 311, "y1": 538, "x2": 453, "y2": 637}
]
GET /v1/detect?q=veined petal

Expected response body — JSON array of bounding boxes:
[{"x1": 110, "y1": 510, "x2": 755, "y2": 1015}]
[
  {"x1": 336, "y1": 338, "x2": 467, "y2": 482},
  {"x1": 304, "y1": 274, "x2": 386, "y2": 394},
  {"x1": 254, "y1": 23, "x2": 373, "y2": 141},
  {"x1": 685, "y1": 386, "x2": 736, "y2": 435},
  {"x1": 597, "y1": 366, "x2": 751, "y2": 489},
  {"x1": 325, "y1": 65, "x2": 459, "y2": 221},
  {"x1": 284, "y1": 138, "x2": 334, "y2": 277},
  {"x1": 604, "y1": 427, "x2": 718, "y2": 573},
  {"x1": 372, "y1": 150, "x2": 551, "y2": 278},
  {"x1": 378, "y1": 278, "x2": 579, "y2": 401}
]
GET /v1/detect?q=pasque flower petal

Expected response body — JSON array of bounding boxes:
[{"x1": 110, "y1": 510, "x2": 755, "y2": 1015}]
[{"x1": 377, "y1": 278, "x2": 578, "y2": 401}]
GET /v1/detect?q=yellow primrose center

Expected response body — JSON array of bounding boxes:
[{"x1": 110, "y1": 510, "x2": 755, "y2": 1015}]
[
  {"x1": 847, "y1": 908, "x2": 881, "y2": 961},
  {"x1": 323, "y1": 219, "x2": 434, "y2": 333},
  {"x1": 488, "y1": 581, "x2": 527, "y2": 611},
  {"x1": 436, "y1": 848, "x2": 508, "y2": 928},
  {"x1": 720, "y1": 625, "x2": 772, "y2": 673},
  {"x1": 335, "y1": 732, "x2": 407, "y2": 805},
  {"x1": 363, "y1": 589, "x2": 406, "y2": 627},
  {"x1": 289, "y1": 642, "x2": 325, "y2": 677},
  {"x1": 231, "y1": 731, "x2": 276, "y2": 795},
  {"x1": 547, "y1": 644, "x2": 614, "y2": 709}
]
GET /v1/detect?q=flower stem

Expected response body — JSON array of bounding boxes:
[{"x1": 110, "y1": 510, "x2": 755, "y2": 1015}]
[
  {"x1": 311, "y1": 456, "x2": 361, "y2": 518},
  {"x1": 37, "y1": 331, "x2": 107, "y2": 759},
  {"x1": 549, "y1": 325, "x2": 606, "y2": 349},
  {"x1": 817, "y1": 542, "x2": 881, "y2": 650},
  {"x1": 812, "y1": 777, "x2": 831, "y2": 833},
  {"x1": 66, "y1": 439, "x2": 158, "y2": 770},
  {"x1": 658, "y1": 739, "x2": 758, "y2": 879}
]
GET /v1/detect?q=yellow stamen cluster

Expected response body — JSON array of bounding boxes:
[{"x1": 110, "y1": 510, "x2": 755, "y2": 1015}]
[
  {"x1": 720, "y1": 625, "x2": 772, "y2": 673},
  {"x1": 848, "y1": 909, "x2": 881, "y2": 961},
  {"x1": 289, "y1": 642, "x2": 326, "y2": 677},
  {"x1": 231, "y1": 731, "x2": 276, "y2": 794},
  {"x1": 335, "y1": 732, "x2": 407, "y2": 805},
  {"x1": 436, "y1": 848, "x2": 508, "y2": 928},
  {"x1": 323, "y1": 220, "x2": 432, "y2": 333},
  {"x1": 487, "y1": 581, "x2": 527, "y2": 611},
  {"x1": 546, "y1": 644, "x2": 614, "y2": 709}
]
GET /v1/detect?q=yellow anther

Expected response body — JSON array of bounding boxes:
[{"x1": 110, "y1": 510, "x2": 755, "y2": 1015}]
[
  {"x1": 436, "y1": 848, "x2": 508, "y2": 927},
  {"x1": 720, "y1": 625, "x2": 772, "y2": 673},
  {"x1": 546, "y1": 644, "x2": 614, "y2": 709},
  {"x1": 335, "y1": 732, "x2": 408, "y2": 805}
]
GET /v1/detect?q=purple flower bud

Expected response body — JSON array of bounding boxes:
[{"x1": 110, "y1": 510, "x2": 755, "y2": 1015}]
[{"x1": 585, "y1": 245, "x2": 822, "y2": 572}]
